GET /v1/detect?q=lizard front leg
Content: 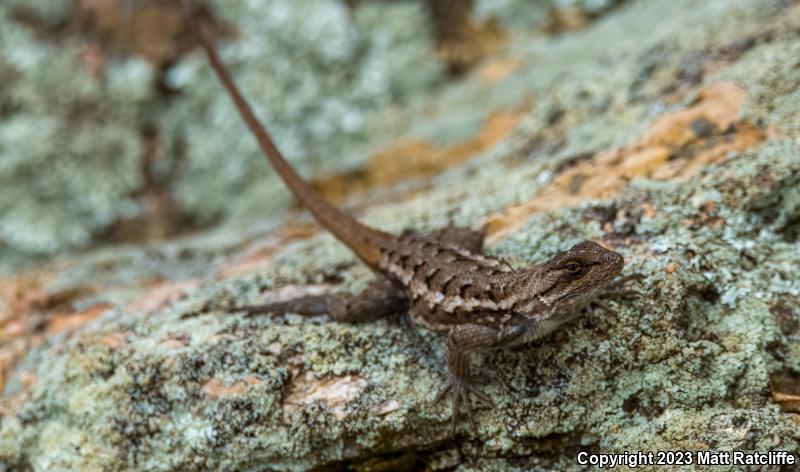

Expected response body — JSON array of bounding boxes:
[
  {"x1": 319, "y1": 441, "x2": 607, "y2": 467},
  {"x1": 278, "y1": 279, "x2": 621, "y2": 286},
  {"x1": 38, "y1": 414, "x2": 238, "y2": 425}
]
[
  {"x1": 589, "y1": 273, "x2": 644, "y2": 315},
  {"x1": 233, "y1": 277, "x2": 407, "y2": 323},
  {"x1": 434, "y1": 323, "x2": 499, "y2": 432}
]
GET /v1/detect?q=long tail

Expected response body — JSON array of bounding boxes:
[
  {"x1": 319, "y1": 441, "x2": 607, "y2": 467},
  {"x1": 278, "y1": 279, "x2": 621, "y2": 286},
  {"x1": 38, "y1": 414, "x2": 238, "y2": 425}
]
[{"x1": 184, "y1": 3, "x2": 391, "y2": 270}]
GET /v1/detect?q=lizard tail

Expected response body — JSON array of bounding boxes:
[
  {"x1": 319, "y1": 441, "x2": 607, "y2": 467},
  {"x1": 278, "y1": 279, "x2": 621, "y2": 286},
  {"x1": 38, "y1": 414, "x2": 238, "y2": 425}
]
[{"x1": 185, "y1": 3, "x2": 391, "y2": 270}]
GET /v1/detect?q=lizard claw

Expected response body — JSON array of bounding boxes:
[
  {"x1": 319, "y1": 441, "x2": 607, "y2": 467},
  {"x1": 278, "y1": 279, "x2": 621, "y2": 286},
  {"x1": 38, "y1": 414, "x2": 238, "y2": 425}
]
[{"x1": 434, "y1": 374, "x2": 494, "y2": 434}]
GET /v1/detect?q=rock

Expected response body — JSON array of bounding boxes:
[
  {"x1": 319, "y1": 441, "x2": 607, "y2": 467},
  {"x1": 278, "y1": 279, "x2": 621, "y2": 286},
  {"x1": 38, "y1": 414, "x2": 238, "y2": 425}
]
[{"x1": 3, "y1": 0, "x2": 800, "y2": 470}]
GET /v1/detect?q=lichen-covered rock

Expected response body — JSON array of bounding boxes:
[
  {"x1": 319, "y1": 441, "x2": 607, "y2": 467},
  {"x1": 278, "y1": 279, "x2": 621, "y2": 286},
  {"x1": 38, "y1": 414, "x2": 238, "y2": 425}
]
[
  {"x1": 164, "y1": 0, "x2": 440, "y2": 225},
  {"x1": 0, "y1": 0, "x2": 438, "y2": 265},
  {"x1": 2, "y1": 0, "x2": 800, "y2": 470},
  {"x1": 0, "y1": 0, "x2": 147, "y2": 257}
]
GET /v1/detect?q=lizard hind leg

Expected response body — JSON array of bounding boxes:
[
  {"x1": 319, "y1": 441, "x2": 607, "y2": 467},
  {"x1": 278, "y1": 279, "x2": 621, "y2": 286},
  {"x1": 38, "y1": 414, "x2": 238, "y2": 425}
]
[{"x1": 232, "y1": 276, "x2": 408, "y2": 323}]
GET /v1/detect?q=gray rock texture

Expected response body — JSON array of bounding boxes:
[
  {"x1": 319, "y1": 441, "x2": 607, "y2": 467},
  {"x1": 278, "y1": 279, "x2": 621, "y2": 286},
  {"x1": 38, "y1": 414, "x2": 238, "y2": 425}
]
[{"x1": 2, "y1": 0, "x2": 800, "y2": 470}]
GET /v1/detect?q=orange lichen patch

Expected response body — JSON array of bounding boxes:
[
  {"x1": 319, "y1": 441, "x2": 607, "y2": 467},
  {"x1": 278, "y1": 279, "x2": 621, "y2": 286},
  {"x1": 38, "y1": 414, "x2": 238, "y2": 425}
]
[
  {"x1": 1, "y1": 272, "x2": 53, "y2": 323},
  {"x1": 284, "y1": 372, "x2": 366, "y2": 421},
  {"x1": 1, "y1": 270, "x2": 98, "y2": 374},
  {"x1": 310, "y1": 169, "x2": 371, "y2": 206},
  {"x1": 1, "y1": 320, "x2": 27, "y2": 340},
  {"x1": 10, "y1": 0, "x2": 229, "y2": 72},
  {"x1": 0, "y1": 370, "x2": 37, "y2": 417},
  {"x1": 433, "y1": 11, "x2": 506, "y2": 75},
  {"x1": 774, "y1": 392, "x2": 800, "y2": 414},
  {"x1": 547, "y1": 7, "x2": 590, "y2": 33},
  {"x1": 158, "y1": 334, "x2": 190, "y2": 350},
  {"x1": 70, "y1": 0, "x2": 229, "y2": 67},
  {"x1": 685, "y1": 201, "x2": 725, "y2": 229},
  {"x1": 126, "y1": 279, "x2": 200, "y2": 315},
  {"x1": 97, "y1": 331, "x2": 127, "y2": 349},
  {"x1": 366, "y1": 140, "x2": 441, "y2": 186},
  {"x1": 2, "y1": 272, "x2": 98, "y2": 342},
  {"x1": 217, "y1": 220, "x2": 318, "y2": 278},
  {"x1": 477, "y1": 56, "x2": 523, "y2": 84},
  {"x1": 218, "y1": 250, "x2": 275, "y2": 279},
  {"x1": 310, "y1": 106, "x2": 528, "y2": 204},
  {"x1": 485, "y1": 82, "x2": 763, "y2": 243},
  {"x1": 641, "y1": 202, "x2": 657, "y2": 219},
  {"x1": 202, "y1": 376, "x2": 263, "y2": 399},
  {"x1": 0, "y1": 270, "x2": 63, "y2": 394},
  {"x1": 311, "y1": 107, "x2": 528, "y2": 205},
  {"x1": 367, "y1": 107, "x2": 528, "y2": 187},
  {"x1": 45, "y1": 303, "x2": 112, "y2": 336},
  {"x1": 0, "y1": 340, "x2": 26, "y2": 394}
]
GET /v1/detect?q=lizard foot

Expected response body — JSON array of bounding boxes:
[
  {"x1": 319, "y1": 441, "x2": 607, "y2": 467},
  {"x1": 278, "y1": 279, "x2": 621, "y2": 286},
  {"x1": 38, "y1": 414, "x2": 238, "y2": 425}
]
[
  {"x1": 597, "y1": 273, "x2": 645, "y2": 299},
  {"x1": 589, "y1": 273, "x2": 644, "y2": 316},
  {"x1": 433, "y1": 374, "x2": 495, "y2": 434}
]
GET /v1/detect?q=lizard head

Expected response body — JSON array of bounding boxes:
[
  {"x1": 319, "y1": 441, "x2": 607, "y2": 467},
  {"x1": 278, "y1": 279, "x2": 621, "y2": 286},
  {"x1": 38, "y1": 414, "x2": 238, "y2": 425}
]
[{"x1": 516, "y1": 240, "x2": 624, "y2": 318}]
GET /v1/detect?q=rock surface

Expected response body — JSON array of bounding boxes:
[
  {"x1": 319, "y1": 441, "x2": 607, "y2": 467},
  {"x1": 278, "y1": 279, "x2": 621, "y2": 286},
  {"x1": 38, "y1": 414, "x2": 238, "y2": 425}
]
[{"x1": 2, "y1": 0, "x2": 800, "y2": 470}]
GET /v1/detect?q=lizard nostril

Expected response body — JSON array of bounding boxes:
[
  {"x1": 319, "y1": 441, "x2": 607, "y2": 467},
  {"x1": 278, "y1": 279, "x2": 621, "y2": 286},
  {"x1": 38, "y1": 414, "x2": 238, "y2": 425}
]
[{"x1": 606, "y1": 252, "x2": 624, "y2": 269}]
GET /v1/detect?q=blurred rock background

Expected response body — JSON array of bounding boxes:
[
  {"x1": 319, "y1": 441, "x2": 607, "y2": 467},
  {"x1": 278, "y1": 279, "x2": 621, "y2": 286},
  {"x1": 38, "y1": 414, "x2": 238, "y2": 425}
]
[
  {"x1": 2, "y1": 0, "x2": 800, "y2": 470},
  {"x1": 0, "y1": 0, "x2": 630, "y2": 269}
]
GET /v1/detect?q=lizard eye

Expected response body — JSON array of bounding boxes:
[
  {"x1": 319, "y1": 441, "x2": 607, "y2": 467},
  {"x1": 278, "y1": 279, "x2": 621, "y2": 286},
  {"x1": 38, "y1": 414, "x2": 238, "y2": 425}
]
[{"x1": 562, "y1": 260, "x2": 586, "y2": 279}]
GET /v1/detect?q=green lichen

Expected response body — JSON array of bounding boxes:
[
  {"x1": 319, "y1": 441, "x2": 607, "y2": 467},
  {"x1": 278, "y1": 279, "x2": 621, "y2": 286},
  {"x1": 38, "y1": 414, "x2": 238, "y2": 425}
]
[
  {"x1": 3, "y1": 0, "x2": 800, "y2": 470},
  {"x1": 0, "y1": 0, "x2": 440, "y2": 267},
  {"x1": 162, "y1": 0, "x2": 439, "y2": 225},
  {"x1": 0, "y1": 0, "x2": 148, "y2": 258}
]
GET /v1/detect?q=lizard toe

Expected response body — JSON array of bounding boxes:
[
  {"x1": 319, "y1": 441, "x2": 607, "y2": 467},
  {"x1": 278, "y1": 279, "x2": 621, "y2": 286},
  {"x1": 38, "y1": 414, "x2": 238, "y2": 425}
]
[{"x1": 434, "y1": 374, "x2": 493, "y2": 434}]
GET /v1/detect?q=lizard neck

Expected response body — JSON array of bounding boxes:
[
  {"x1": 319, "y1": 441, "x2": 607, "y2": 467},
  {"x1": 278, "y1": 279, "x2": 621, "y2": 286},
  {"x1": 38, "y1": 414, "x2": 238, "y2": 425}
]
[{"x1": 190, "y1": 12, "x2": 393, "y2": 270}]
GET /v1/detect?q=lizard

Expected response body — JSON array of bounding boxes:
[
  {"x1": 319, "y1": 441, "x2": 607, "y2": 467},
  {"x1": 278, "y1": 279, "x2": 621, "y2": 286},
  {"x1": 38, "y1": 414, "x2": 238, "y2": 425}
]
[{"x1": 181, "y1": 1, "x2": 637, "y2": 431}]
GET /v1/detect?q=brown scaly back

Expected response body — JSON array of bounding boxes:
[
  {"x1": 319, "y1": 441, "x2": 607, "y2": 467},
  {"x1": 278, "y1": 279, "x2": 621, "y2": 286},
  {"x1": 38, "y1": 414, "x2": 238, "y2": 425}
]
[{"x1": 182, "y1": 1, "x2": 393, "y2": 270}]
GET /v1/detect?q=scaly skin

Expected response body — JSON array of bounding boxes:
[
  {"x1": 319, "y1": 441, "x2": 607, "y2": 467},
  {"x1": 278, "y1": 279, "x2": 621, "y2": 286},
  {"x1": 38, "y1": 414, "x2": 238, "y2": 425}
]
[{"x1": 182, "y1": 1, "x2": 634, "y2": 432}]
